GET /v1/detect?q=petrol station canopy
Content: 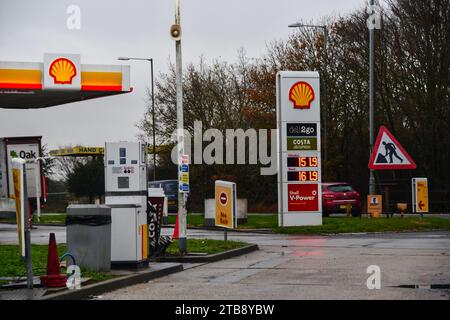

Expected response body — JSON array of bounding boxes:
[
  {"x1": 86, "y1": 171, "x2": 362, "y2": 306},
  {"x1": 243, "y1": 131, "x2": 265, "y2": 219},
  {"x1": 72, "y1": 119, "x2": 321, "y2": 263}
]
[
  {"x1": 49, "y1": 146, "x2": 105, "y2": 157},
  {"x1": 50, "y1": 145, "x2": 170, "y2": 156},
  {"x1": 0, "y1": 53, "x2": 131, "y2": 109}
]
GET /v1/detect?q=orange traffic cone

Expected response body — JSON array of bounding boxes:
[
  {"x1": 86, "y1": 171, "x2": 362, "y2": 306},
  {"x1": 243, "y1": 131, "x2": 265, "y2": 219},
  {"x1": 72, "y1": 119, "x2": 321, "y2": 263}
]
[
  {"x1": 40, "y1": 233, "x2": 67, "y2": 288},
  {"x1": 172, "y1": 215, "x2": 179, "y2": 240}
]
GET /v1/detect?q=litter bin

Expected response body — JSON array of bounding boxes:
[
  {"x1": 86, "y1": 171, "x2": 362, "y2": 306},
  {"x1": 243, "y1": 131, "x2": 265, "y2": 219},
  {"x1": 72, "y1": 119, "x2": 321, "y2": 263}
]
[{"x1": 66, "y1": 204, "x2": 111, "y2": 272}]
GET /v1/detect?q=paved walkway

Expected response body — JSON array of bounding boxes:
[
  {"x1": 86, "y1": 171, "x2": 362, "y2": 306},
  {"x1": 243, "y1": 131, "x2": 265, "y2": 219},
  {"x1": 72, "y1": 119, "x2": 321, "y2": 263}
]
[{"x1": 0, "y1": 224, "x2": 65, "y2": 245}]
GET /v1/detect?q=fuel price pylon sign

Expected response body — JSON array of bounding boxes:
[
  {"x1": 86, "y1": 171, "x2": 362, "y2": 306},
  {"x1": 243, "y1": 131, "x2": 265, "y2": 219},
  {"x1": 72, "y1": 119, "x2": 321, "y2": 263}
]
[{"x1": 276, "y1": 71, "x2": 322, "y2": 226}]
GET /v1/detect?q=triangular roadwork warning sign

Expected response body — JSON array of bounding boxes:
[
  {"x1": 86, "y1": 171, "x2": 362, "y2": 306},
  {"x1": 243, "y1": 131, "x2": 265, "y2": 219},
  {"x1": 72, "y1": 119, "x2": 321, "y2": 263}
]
[{"x1": 368, "y1": 126, "x2": 416, "y2": 170}]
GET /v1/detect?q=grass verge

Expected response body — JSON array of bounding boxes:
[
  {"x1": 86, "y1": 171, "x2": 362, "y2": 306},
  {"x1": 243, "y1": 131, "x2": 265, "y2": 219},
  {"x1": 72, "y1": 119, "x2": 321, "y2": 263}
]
[
  {"x1": 170, "y1": 214, "x2": 450, "y2": 234},
  {"x1": 165, "y1": 238, "x2": 247, "y2": 256},
  {"x1": 34, "y1": 214, "x2": 66, "y2": 224},
  {"x1": 0, "y1": 244, "x2": 115, "y2": 284},
  {"x1": 0, "y1": 214, "x2": 66, "y2": 225},
  {"x1": 270, "y1": 216, "x2": 450, "y2": 234},
  {"x1": 168, "y1": 214, "x2": 204, "y2": 227}
]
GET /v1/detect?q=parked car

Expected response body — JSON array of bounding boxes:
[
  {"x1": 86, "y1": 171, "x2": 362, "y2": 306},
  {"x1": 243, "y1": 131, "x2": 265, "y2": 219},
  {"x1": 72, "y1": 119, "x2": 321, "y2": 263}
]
[
  {"x1": 148, "y1": 179, "x2": 178, "y2": 213},
  {"x1": 322, "y1": 182, "x2": 361, "y2": 217}
]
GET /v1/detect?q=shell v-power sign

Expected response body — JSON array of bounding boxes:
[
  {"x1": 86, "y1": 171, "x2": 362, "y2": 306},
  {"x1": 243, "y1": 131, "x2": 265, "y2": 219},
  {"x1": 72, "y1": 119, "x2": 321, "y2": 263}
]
[{"x1": 276, "y1": 71, "x2": 322, "y2": 226}]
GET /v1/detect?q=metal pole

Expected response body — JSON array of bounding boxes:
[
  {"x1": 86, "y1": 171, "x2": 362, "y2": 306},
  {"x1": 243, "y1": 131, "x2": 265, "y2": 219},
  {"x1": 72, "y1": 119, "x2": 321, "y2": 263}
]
[
  {"x1": 34, "y1": 165, "x2": 40, "y2": 223},
  {"x1": 368, "y1": 0, "x2": 376, "y2": 195},
  {"x1": 150, "y1": 58, "x2": 156, "y2": 182},
  {"x1": 22, "y1": 165, "x2": 33, "y2": 289},
  {"x1": 322, "y1": 26, "x2": 328, "y2": 181},
  {"x1": 175, "y1": 0, "x2": 187, "y2": 253},
  {"x1": 288, "y1": 23, "x2": 328, "y2": 180}
]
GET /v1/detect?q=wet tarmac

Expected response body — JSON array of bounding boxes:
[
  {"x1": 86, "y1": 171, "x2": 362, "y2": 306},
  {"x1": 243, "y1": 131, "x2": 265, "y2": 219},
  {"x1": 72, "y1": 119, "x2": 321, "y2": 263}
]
[{"x1": 1, "y1": 224, "x2": 449, "y2": 299}]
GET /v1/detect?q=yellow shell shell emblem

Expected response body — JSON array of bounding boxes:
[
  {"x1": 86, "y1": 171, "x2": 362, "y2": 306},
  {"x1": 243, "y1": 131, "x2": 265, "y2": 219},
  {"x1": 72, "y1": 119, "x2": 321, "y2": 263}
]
[
  {"x1": 289, "y1": 81, "x2": 315, "y2": 109},
  {"x1": 49, "y1": 58, "x2": 77, "y2": 84}
]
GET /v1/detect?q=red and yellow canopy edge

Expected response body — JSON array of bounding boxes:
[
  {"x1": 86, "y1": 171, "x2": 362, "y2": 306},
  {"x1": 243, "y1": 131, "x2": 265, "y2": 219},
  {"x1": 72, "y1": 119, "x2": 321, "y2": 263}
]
[
  {"x1": 0, "y1": 69, "x2": 123, "y2": 91},
  {"x1": 0, "y1": 69, "x2": 42, "y2": 89}
]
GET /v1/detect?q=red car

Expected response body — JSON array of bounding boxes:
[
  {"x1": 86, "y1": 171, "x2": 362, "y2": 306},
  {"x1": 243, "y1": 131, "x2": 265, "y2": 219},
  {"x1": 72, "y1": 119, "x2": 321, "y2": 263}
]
[{"x1": 322, "y1": 183, "x2": 361, "y2": 217}]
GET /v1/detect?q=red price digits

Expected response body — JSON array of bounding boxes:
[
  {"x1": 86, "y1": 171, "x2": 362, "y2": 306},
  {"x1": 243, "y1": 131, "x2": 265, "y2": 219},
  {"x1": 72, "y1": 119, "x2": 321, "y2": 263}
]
[
  {"x1": 298, "y1": 171, "x2": 307, "y2": 181},
  {"x1": 297, "y1": 171, "x2": 319, "y2": 181},
  {"x1": 298, "y1": 157, "x2": 307, "y2": 167},
  {"x1": 297, "y1": 157, "x2": 318, "y2": 167}
]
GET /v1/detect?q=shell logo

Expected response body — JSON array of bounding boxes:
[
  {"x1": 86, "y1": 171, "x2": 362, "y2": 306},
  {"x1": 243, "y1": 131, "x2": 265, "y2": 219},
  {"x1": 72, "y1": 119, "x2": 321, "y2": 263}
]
[
  {"x1": 289, "y1": 81, "x2": 315, "y2": 109},
  {"x1": 48, "y1": 58, "x2": 77, "y2": 84}
]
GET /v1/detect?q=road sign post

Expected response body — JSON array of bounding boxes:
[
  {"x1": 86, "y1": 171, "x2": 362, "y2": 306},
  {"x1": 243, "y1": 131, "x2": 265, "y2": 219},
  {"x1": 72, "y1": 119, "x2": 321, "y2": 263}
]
[
  {"x1": 173, "y1": 0, "x2": 186, "y2": 254},
  {"x1": 178, "y1": 154, "x2": 189, "y2": 252}
]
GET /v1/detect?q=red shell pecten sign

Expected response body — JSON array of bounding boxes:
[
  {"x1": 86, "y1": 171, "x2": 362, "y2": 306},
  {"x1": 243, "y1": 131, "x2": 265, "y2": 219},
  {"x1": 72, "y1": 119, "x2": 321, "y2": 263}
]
[
  {"x1": 289, "y1": 81, "x2": 315, "y2": 109},
  {"x1": 48, "y1": 58, "x2": 77, "y2": 84}
]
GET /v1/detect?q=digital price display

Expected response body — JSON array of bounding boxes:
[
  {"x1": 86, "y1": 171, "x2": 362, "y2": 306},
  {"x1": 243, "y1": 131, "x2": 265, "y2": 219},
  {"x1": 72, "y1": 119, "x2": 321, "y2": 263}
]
[
  {"x1": 287, "y1": 156, "x2": 318, "y2": 168},
  {"x1": 287, "y1": 171, "x2": 319, "y2": 182}
]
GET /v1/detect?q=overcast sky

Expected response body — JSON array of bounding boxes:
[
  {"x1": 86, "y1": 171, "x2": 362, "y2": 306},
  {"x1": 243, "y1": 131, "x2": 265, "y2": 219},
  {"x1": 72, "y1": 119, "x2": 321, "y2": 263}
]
[{"x1": 0, "y1": 0, "x2": 364, "y2": 150}]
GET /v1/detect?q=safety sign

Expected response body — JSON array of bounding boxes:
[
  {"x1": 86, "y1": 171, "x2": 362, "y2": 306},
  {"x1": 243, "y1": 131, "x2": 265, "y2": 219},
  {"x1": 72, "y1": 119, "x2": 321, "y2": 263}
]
[
  {"x1": 215, "y1": 180, "x2": 236, "y2": 229},
  {"x1": 367, "y1": 195, "x2": 382, "y2": 218},
  {"x1": 412, "y1": 178, "x2": 429, "y2": 213},
  {"x1": 178, "y1": 154, "x2": 189, "y2": 193},
  {"x1": 368, "y1": 126, "x2": 416, "y2": 170}
]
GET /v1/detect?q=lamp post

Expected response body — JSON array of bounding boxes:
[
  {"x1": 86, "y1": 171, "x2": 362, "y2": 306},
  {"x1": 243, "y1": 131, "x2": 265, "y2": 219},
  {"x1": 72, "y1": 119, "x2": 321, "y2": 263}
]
[
  {"x1": 288, "y1": 23, "x2": 328, "y2": 180},
  {"x1": 368, "y1": 0, "x2": 376, "y2": 196},
  {"x1": 118, "y1": 56, "x2": 156, "y2": 182},
  {"x1": 173, "y1": 0, "x2": 187, "y2": 253}
]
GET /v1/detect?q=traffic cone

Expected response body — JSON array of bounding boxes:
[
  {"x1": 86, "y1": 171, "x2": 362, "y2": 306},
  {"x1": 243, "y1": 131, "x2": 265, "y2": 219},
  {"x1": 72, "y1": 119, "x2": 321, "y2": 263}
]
[
  {"x1": 172, "y1": 215, "x2": 179, "y2": 240},
  {"x1": 40, "y1": 233, "x2": 67, "y2": 288}
]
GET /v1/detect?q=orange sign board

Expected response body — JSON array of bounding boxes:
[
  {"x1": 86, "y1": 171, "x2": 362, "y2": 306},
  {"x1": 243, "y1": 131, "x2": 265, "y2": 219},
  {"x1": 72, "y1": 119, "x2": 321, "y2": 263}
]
[
  {"x1": 367, "y1": 195, "x2": 382, "y2": 218},
  {"x1": 12, "y1": 161, "x2": 26, "y2": 257},
  {"x1": 413, "y1": 178, "x2": 429, "y2": 213},
  {"x1": 215, "y1": 181, "x2": 236, "y2": 229}
]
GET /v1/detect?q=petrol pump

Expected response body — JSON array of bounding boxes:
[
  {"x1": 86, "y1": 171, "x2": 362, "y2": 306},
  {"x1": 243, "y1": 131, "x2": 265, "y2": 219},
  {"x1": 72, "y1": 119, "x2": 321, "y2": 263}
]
[{"x1": 104, "y1": 142, "x2": 148, "y2": 267}]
